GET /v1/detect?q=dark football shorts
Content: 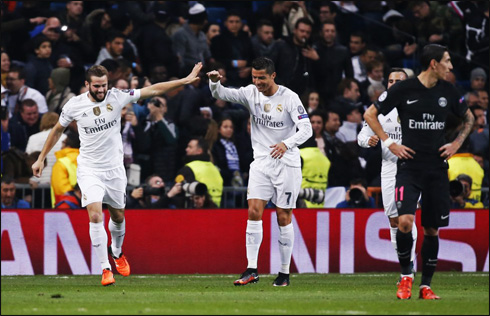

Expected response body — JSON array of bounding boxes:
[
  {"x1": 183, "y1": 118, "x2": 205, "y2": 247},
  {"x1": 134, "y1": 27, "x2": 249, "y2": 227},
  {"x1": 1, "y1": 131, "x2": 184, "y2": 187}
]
[{"x1": 394, "y1": 161, "x2": 450, "y2": 228}]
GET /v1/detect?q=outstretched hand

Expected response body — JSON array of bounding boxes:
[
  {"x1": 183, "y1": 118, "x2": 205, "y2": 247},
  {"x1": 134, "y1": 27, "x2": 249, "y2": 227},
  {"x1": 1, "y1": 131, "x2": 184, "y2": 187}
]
[
  {"x1": 206, "y1": 70, "x2": 223, "y2": 83},
  {"x1": 32, "y1": 159, "x2": 45, "y2": 178},
  {"x1": 185, "y1": 62, "x2": 203, "y2": 84}
]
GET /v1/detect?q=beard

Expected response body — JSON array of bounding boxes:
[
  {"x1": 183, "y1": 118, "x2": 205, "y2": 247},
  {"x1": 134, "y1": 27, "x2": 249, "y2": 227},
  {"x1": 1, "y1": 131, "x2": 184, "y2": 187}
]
[{"x1": 89, "y1": 89, "x2": 106, "y2": 102}]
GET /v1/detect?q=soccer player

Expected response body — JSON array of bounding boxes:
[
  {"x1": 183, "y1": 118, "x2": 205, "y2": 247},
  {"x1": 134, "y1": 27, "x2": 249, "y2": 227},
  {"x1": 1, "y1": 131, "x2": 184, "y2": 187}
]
[
  {"x1": 32, "y1": 62, "x2": 202, "y2": 286},
  {"x1": 364, "y1": 44, "x2": 474, "y2": 300},
  {"x1": 357, "y1": 68, "x2": 418, "y2": 282},
  {"x1": 207, "y1": 57, "x2": 312, "y2": 286}
]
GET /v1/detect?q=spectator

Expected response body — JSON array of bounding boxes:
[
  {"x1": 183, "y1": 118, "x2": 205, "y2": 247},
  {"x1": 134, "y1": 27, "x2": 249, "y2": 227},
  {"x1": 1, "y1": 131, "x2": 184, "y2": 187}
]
[
  {"x1": 275, "y1": 17, "x2": 315, "y2": 96},
  {"x1": 329, "y1": 78, "x2": 361, "y2": 119},
  {"x1": 335, "y1": 178, "x2": 376, "y2": 208},
  {"x1": 133, "y1": 96, "x2": 178, "y2": 183},
  {"x1": 109, "y1": 9, "x2": 141, "y2": 72},
  {"x1": 37, "y1": 17, "x2": 73, "y2": 69},
  {"x1": 95, "y1": 31, "x2": 125, "y2": 65},
  {"x1": 114, "y1": 78, "x2": 129, "y2": 90},
  {"x1": 172, "y1": 3, "x2": 212, "y2": 77},
  {"x1": 135, "y1": 3, "x2": 179, "y2": 77},
  {"x1": 349, "y1": 31, "x2": 367, "y2": 58},
  {"x1": 149, "y1": 64, "x2": 169, "y2": 85},
  {"x1": 99, "y1": 59, "x2": 123, "y2": 89},
  {"x1": 55, "y1": 183, "x2": 82, "y2": 209},
  {"x1": 58, "y1": 1, "x2": 85, "y2": 33},
  {"x1": 251, "y1": 19, "x2": 282, "y2": 65},
  {"x1": 175, "y1": 137, "x2": 223, "y2": 207},
  {"x1": 469, "y1": 67, "x2": 487, "y2": 92},
  {"x1": 255, "y1": 1, "x2": 294, "y2": 39},
  {"x1": 359, "y1": 59, "x2": 385, "y2": 106},
  {"x1": 46, "y1": 67, "x2": 75, "y2": 113},
  {"x1": 299, "y1": 134, "x2": 331, "y2": 208},
  {"x1": 1, "y1": 175, "x2": 30, "y2": 209},
  {"x1": 211, "y1": 10, "x2": 254, "y2": 87},
  {"x1": 1, "y1": 50, "x2": 11, "y2": 87},
  {"x1": 352, "y1": 46, "x2": 378, "y2": 83},
  {"x1": 311, "y1": 21, "x2": 354, "y2": 103},
  {"x1": 461, "y1": 1, "x2": 489, "y2": 70},
  {"x1": 211, "y1": 117, "x2": 243, "y2": 188},
  {"x1": 309, "y1": 110, "x2": 328, "y2": 156},
  {"x1": 191, "y1": 191, "x2": 218, "y2": 209},
  {"x1": 336, "y1": 104, "x2": 363, "y2": 143},
  {"x1": 366, "y1": 82, "x2": 386, "y2": 106},
  {"x1": 51, "y1": 130, "x2": 80, "y2": 207},
  {"x1": 478, "y1": 90, "x2": 488, "y2": 110},
  {"x1": 468, "y1": 105, "x2": 488, "y2": 161},
  {"x1": 25, "y1": 112, "x2": 66, "y2": 186},
  {"x1": 204, "y1": 23, "x2": 220, "y2": 47},
  {"x1": 464, "y1": 91, "x2": 480, "y2": 108},
  {"x1": 5, "y1": 66, "x2": 48, "y2": 115},
  {"x1": 127, "y1": 174, "x2": 182, "y2": 209},
  {"x1": 120, "y1": 103, "x2": 137, "y2": 170},
  {"x1": 302, "y1": 90, "x2": 322, "y2": 113},
  {"x1": 450, "y1": 174, "x2": 484, "y2": 209},
  {"x1": 8, "y1": 99, "x2": 42, "y2": 151},
  {"x1": 80, "y1": 9, "x2": 112, "y2": 62}
]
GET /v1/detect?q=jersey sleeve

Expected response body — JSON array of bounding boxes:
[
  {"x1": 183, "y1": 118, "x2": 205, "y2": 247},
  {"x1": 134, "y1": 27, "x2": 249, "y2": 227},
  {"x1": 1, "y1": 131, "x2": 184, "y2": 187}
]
[
  {"x1": 288, "y1": 93, "x2": 310, "y2": 126},
  {"x1": 209, "y1": 81, "x2": 251, "y2": 110},
  {"x1": 357, "y1": 121, "x2": 375, "y2": 148},
  {"x1": 59, "y1": 101, "x2": 74, "y2": 127},
  {"x1": 282, "y1": 93, "x2": 312, "y2": 149},
  {"x1": 374, "y1": 83, "x2": 403, "y2": 116},
  {"x1": 449, "y1": 85, "x2": 468, "y2": 118},
  {"x1": 113, "y1": 88, "x2": 141, "y2": 107}
]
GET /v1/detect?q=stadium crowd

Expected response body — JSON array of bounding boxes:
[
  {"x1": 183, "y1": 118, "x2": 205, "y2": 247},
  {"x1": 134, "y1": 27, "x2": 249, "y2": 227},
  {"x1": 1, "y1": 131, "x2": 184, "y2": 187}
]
[{"x1": 1, "y1": 1, "x2": 488, "y2": 209}]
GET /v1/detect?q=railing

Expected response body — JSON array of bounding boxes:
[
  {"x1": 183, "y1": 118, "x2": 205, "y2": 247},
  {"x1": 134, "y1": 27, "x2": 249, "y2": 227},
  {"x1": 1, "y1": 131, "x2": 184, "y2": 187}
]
[{"x1": 12, "y1": 184, "x2": 490, "y2": 210}]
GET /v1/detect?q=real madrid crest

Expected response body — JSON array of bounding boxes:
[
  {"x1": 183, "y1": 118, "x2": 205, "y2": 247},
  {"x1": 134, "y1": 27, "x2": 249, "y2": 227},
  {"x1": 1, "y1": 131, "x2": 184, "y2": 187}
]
[
  {"x1": 106, "y1": 104, "x2": 113, "y2": 112},
  {"x1": 277, "y1": 104, "x2": 283, "y2": 112},
  {"x1": 93, "y1": 106, "x2": 101, "y2": 116},
  {"x1": 264, "y1": 103, "x2": 271, "y2": 112}
]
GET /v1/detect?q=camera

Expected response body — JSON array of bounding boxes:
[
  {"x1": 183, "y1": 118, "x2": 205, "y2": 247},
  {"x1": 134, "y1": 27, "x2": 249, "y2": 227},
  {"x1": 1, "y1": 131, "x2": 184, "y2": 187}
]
[
  {"x1": 182, "y1": 181, "x2": 207, "y2": 196},
  {"x1": 52, "y1": 25, "x2": 68, "y2": 33},
  {"x1": 348, "y1": 188, "x2": 366, "y2": 206},
  {"x1": 141, "y1": 184, "x2": 164, "y2": 196},
  {"x1": 298, "y1": 188, "x2": 325, "y2": 204},
  {"x1": 449, "y1": 180, "x2": 464, "y2": 198}
]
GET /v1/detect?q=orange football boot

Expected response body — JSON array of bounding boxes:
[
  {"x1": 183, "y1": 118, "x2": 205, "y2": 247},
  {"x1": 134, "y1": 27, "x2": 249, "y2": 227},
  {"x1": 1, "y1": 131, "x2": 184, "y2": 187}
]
[
  {"x1": 108, "y1": 247, "x2": 130, "y2": 276},
  {"x1": 419, "y1": 286, "x2": 441, "y2": 300},
  {"x1": 101, "y1": 268, "x2": 115, "y2": 286},
  {"x1": 396, "y1": 276, "x2": 413, "y2": 299}
]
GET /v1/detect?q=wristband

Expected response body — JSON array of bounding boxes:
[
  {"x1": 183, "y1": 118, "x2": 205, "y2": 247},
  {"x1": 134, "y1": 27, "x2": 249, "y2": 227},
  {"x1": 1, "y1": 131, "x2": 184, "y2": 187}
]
[
  {"x1": 232, "y1": 60, "x2": 238, "y2": 68},
  {"x1": 383, "y1": 137, "x2": 395, "y2": 148}
]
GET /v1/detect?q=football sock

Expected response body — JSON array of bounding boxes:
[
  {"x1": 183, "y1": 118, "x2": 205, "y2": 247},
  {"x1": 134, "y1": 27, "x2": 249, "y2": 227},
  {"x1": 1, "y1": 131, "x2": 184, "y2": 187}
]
[
  {"x1": 421, "y1": 235, "x2": 439, "y2": 287},
  {"x1": 109, "y1": 218, "x2": 125, "y2": 258},
  {"x1": 89, "y1": 221, "x2": 110, "y2": 270},
  {"x1": 278, "y1": 223, "x2": 294, "y2": 274},
  {"x1": 396, "y1": 229, "x2": 413, "y2": 275},
  {"x1": 246, "y1": 220, "x2": 263, "y2": 269},
  {"x1": 410, "y1": 222, "x2": 418, "y2": 263},
  {"x1": 390, "y1": 226, "x2": 398, "y2": 253}
]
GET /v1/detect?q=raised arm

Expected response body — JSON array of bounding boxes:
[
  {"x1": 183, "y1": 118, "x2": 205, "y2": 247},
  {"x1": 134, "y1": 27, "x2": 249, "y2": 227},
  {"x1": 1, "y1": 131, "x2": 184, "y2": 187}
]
[
  {"x1": 32, "y1": 122, "x2": 67, "y2": 177},
  {"x1": 139, "y1": 62, "x2": 202, "y2": 100},
  {"x1": 439, "y1": 108, "x2": 474, "y2": 159}
]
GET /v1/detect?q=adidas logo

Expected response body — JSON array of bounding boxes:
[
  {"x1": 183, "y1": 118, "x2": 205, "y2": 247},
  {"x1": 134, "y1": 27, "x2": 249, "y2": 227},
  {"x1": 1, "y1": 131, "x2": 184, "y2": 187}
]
[
  {"x1": 386, "y1": 118, "x2": 392, "y2": 123},
  {"x1": 82, "y1": 113, "x2": 88, "y2": 117}
]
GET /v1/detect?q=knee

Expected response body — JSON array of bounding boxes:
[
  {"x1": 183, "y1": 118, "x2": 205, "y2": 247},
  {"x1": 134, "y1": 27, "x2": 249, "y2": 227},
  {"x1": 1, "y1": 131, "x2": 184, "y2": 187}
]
[
  {"x1": 398, "y1": 218, "x2": 413, "y2": 233},
  {"x1": 89, "y1": 213, "x2": 103, "y2": 223},
  {"x1": 248, "y1": 207, "x2": 262, "y2": 221}
]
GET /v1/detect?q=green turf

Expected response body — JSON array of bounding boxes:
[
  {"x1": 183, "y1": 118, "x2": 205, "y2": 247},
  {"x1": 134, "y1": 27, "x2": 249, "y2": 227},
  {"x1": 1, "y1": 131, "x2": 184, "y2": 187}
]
[{"x1": 1, "y1": 272, "x2": 488, "y2": 315}]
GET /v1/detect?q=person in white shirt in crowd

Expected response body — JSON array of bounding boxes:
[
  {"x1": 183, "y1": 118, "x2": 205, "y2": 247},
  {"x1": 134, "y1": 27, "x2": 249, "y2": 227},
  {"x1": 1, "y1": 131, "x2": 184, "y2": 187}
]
[
  {"x1": 32, "y1": 62, "x2": 202, "y2": 286},
  {"x1": 207, "y1": 57, "x2": 312, "y2": 287},
  {"x1": 357, "y1": 67, "x2": 417, "y2": 282},
  {"x1": 5, "y1": 66, "x2": 48, "y2": 116}
]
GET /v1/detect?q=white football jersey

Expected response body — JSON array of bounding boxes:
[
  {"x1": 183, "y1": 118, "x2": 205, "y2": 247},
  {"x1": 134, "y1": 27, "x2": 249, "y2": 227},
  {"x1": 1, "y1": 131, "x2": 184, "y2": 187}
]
[
  {"x1": 357, "y1": 108, "x2": 401, "y2": 178},
  {"x1": 59, "y1": 88, "x2": 141, "y2": 170},
  {"x1": 210, "y1": 81, "x2": 312, "y2": 167}
]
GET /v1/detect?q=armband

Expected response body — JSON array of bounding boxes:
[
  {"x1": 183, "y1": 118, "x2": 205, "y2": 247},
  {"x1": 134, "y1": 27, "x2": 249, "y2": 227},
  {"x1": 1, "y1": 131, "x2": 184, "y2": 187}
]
[{"x1": 383, "y1": 137, "x2": 395, "y2": 148}]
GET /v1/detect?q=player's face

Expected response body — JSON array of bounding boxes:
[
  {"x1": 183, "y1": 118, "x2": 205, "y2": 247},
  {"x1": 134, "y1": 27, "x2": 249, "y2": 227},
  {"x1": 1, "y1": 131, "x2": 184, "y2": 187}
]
[
  {"x1": 387, "y1": 71, "x2": 408, "y2": 89},
  {"x1": 434, "y1": 52, "x2": 453, "y2": 80},
  {"x1": 252, "y1": 68, "x2": 275, "y2": 93},
  {"x1": 87, "y1": 75, "x2": 108, "y2": 102}
]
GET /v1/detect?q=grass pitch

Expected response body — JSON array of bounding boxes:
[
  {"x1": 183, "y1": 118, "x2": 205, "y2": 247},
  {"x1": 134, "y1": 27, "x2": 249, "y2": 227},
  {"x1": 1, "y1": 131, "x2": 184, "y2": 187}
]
[{"x1": 1, "y1": 272, "x2": 488, "y2": 315}]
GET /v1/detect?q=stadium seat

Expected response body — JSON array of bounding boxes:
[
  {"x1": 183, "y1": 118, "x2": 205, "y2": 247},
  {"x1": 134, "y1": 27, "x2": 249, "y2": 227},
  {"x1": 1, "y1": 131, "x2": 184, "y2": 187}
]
[{"x1": 206, "y1": 7, "x2": 228, "y2": 25}]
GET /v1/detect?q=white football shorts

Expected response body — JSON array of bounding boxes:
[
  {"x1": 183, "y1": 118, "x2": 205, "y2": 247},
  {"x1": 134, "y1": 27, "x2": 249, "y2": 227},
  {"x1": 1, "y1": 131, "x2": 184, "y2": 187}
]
[
  {"x1": 77, "y1": 165, "x2": 127, "y2": 209},
  {"x1": 381, "y1": 176, "x2": 398, "y2": 218},
  {"x1": 247, "y1": 156, "x2": 302, "y2": 209}
]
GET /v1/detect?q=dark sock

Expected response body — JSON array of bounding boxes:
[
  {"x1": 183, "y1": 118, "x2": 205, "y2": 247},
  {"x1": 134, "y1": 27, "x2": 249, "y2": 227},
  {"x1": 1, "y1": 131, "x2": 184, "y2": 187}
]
[
  {"x1": 421, "y1": 235, "x2": 439, "y2": 287},
  {"x1": 396, "y1": 229, "x2": 414, "y2": 275}
]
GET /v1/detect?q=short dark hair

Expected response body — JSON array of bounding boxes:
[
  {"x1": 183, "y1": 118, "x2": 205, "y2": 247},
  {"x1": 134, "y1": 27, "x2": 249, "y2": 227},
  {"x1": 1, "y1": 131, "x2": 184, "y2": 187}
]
[
  {"x1": 226, "y1": 10, "x2": 241, "y2": 20},
  {"x1": 256, "y1": 19, "x2": 273, "y2": 30},
  {"x1": 337, "y1": 78, "x2": 358, "y2": 96},
  {"x1": 350, "y1": 31, "x2": 366, "y2": 43},
  {"x1": 20, "y1": 99, "x2": 38, "y2": 111},
  {"x1": 389, "y1": 67, "x2": 408, "y2": 77},
  {"x1": 86, "y1": 65, "x2": 108, "y2": 82},
  {"x1": 420, "y1": 44, "x2": 448, "y2": 70},
  {"x1": 64, "y1": 130, "x2": 81, "y2": 149},
  {"x1": 366, "y1": 60, "x2": 383, "y2": 73},
  {"x1": 295, "y1": 17, "x2": 313, "y2": 29},
  {"x1": 33, "y1": 35, "x2": 51, "y2": 51},
  {"x1": 251, "y1": 57, "x2": 275, "y2": 75},
  {"x1": 1, "y1": 175, "x2": 15, "y2": 185},
  {"x1": 319, "y1": 1, "x2": 338, "y2": 14},
  {"x1": 105, "y1": 31, "x2": 125, "y2": 43},
  {"x1": 350, "y1": 177, "x2": 367, "y2": 188},
  {"x1": 191, "y1": 136, "x2": 209, "y2": 154},
  {"x1": 9, "y1": 66, "x2": 26, "y2": 80},
  {"x1": 309, "y1": 109, "x2": 326, "y2": 123}
]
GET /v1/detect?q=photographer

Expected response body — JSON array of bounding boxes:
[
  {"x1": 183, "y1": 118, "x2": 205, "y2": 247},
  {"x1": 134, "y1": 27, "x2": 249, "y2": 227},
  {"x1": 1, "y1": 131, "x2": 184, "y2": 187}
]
[
  {"x1": 449, "y1": 174, "x2": 484, "y2": 209},
  {"x1": 127, "y1": 174, "x2": 182, "y2": 209},
  {"x1": 336, "y1": 178, "x2": 376, "y2": 208}
]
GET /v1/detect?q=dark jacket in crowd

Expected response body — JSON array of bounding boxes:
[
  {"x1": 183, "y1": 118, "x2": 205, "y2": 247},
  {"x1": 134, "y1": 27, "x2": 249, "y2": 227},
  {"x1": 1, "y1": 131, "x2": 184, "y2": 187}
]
[
  {"x1": 8, "y1": 112, "x2": 42, "y2": 152},
  {"x1": 24, "y1": 55, "x2": 53, "y2": 96}
]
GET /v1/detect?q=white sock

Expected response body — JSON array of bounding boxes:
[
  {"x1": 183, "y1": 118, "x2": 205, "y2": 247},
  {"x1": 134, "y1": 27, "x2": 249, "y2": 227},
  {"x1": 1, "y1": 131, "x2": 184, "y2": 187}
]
[
  {"x1": 390, "y1": 226, "x2": 398, "y2": 253},
  {"x1": 278, "y1": 223, "x2": 294, "y2": 274},
  {"x1": 89, "y1": 222, "x2": 110, "y2": 270},
  {"x1": 246, "y1": 220, "x2": 263, "y2": 269},
  {"x1": 109, "y1": 218, "x2": 126, "y2": 258},
  {"x1": 410, "y1": 221, "x2": 417, "y2": 263}
]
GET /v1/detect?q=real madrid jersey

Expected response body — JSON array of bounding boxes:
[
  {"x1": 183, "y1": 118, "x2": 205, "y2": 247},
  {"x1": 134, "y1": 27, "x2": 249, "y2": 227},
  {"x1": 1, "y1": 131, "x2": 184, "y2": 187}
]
[
  {"x1": 209, "y1": 81, "x2": 312, "y2": 167},
  {"x1": 358, "y1": 108, "x2": 401, "y2": 177},
  {"x1": 59, "y1": 88, "x2": 141, "y2": 170},
  {"x1": 374, "y1": 78, "x2": 467, "y2": 167}
]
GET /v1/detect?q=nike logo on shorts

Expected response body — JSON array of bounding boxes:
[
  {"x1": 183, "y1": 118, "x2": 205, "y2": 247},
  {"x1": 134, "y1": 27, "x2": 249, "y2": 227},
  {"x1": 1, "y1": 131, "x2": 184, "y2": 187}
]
[
  {"x1": 407, "y1": 99, "x2": 419, "y2": 104},
  {"x1": 440, "y1": 215, "x2": 449, "y2": 220}
]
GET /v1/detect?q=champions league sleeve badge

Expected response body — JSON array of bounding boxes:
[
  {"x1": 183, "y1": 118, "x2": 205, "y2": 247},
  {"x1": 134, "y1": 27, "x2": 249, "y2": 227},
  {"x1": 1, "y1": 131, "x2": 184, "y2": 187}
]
[{"x1": 297, "y1": 105, "x2": 305, "y2": 114}]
